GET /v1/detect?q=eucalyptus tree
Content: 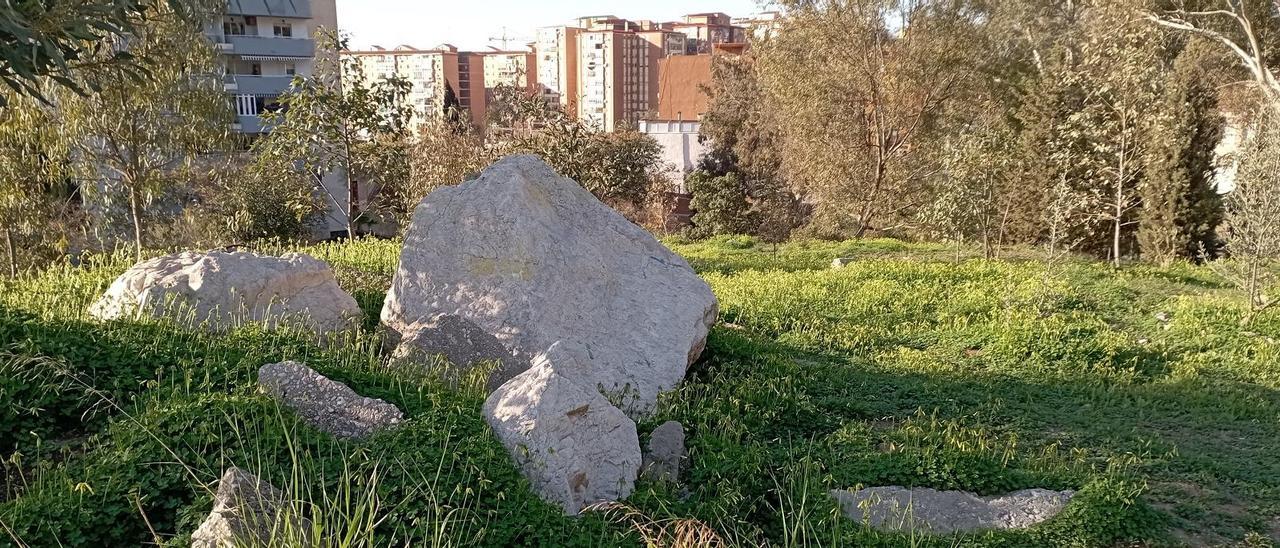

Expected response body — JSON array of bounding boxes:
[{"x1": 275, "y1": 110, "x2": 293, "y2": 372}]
[
  {"x1": 60, "y1": 0, "x2": 232, "y2": 260},
  {"x1": 1146, "y1": 0, "x2": 1280, "y2": 110},
  {"x1": 0, "y1": 92, "x2": 73, "y2": 276},
  {"x1": 251, "y1": 30, "x2": 413, "y2": 239},
  {"x1": 0, "y1": 0, "x2": 207, "y2": 105}
]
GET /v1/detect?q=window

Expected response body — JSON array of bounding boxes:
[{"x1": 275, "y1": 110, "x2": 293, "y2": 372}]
[
  {"x1": 284, "y1": 62, "x2": 296, "y2": 76},
  {"x1": 273, "y1": 24, "x2": 292, "y2": 37},
  {"x1": 223, "y1": 20, "x2": 247, "y2": 35},
  {"x1": 250, "y1": 62, "x2": 262, "y2": 76}
]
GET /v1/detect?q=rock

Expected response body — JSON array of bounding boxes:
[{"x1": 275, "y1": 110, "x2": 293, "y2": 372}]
[
  {"x1": 483, "y1": 341, "x2": 642, "y2": 515},
  {"x1": 382, "y1": 155, "x2": 718, "y2": 414},
  {"x1": 832, "y1": 257, "x2": 856, "y2": 268},
  {"x1": 90, "y1": 251, "x2": 361, "y2": 335},
  {"x1": 389, "y1": 313, "x2": 525, "y2": 392},
  {"x1": 191, "y1": 468, "x2": 304, "y2": 547},
  {"x1": 641, "y1": 420, "x2": 685, "y2": 483},
  {"x1": 258, "y1": 361, "x2": 403, "y2": 440},
  {"x1": 831, "y1": 486, "x2": 1074, "y2": 534}
]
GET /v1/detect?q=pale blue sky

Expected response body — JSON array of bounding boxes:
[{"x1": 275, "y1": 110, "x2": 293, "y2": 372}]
[{"x1": 334, "y1": 0, "x2": 769, "y2": 51}]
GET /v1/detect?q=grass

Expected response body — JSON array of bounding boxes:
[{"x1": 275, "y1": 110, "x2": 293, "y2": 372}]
[{"x1": 1, "y1": 236, "x2": 1278, "y2": 546}]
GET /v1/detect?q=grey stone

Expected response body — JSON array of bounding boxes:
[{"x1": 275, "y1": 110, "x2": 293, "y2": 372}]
[
  {"x1": 483, "y1": 341, "x2": 642, "y2": 515},
  {"x1": 190, "y1": 468, "x2": 305, "y2": 547},
  {"x1": 641, "y1": 420, "x2": 685, "y2": 483},
  {"x1": 382, "y1": 155, "x2": 718, "y2": 415},
  {"x1": 832, "y1": 257, "x2": 856, "y2": 268},
  {"x1": 389, "y1": 313, "x2": 525, "y2": 392},
  {"x1": 90, "y1": 251, "x2": 361, "y2": 335},
  {"x1": 831, "y1": 486, "x2": 1074, "y2": 534},
  {"x1": 258, "y1": 361, "x2": 403, "y2": 440}
]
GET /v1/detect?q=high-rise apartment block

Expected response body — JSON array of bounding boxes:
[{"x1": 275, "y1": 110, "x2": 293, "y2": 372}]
[
  {"x1": 213, "y1": 0, "x2": 337, "y2": 134},
  {"x1": 672, "y1": 12, "x2": 747, "y2": 54},
  {"x1": 530, "y1": 14, "x2": 740, "y2": 132},
  {"x1": 344, "y1": 45, "x2": 464, "y2": 123},
  {"x1": 535, "y1": 26, "x2": 581, "y2": 110}
]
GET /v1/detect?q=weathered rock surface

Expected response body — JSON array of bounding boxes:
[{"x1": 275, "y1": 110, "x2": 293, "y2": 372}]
[
  {"x1": 389, "y1": 313, "x2": 525, "y2": 392},
  {"x1": 831, "y1": 486, "x2": 1074, "y2": 534},
  {"x1": 382, "y1": 155, "x2": 718, "y2": 412},
  {"x1": 191, "y1": 468, "x2": 304, "y2": 547},
  {"x1": 832, "y1": 257, "x2": 856, "y2": 268},
  {"x1": 641, "y1": 420, "x2": 685, "y2": 483},
  {"x1": 90, "y1": 251, "x2": 361, "y2": 335},
  {"x1": 483, "y1": 342, "x2": 641, "y2": 515},
  {"x1": 259, "y1": 361, "x2": 403, "y2": 440}
]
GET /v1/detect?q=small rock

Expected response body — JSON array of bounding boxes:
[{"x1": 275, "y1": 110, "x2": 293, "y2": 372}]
[
  {"x1": 389, "y1": 313, "x2": 526, "y2": 392},
  {"x1": 483, "y1": 341, "x2": 641, "y2": 515},
  {"x1": 259, "y1": 361, "x2": 403, "y2": 440},
  {"x1": 832, "y1": 257, "x2": 856, "y2": 268},
  {"x1": 191, "y1": 468, "x2": 305, "y2": 547},
  {"x1": 831, "y1": 486, "x2": 1074, "y2": 534},
  {"x1": 1155, "y1": 311, "x2": 1172, "y2": 323},
  {"x1": 641, "y1": 420, "x2": 685, "y2": 483}
]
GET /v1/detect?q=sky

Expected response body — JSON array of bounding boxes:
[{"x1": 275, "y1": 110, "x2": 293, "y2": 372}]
[{"x1": 333, "y1": 0, "x2": 769, "y2": 51}]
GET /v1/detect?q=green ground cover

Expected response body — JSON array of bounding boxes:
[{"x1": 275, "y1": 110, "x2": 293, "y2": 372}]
[{"x1": 1, "y1": 237, "x2": 1276, "y2": 546}]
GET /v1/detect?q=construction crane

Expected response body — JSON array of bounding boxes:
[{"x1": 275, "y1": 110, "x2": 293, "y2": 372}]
[{"x1": 488, "y1": 27, "x2": 532, "y2": 50}]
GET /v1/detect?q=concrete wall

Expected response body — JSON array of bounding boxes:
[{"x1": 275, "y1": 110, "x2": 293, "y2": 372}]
[{"x1": 639, "y1": 120, "x2": 708, "y2": 193}]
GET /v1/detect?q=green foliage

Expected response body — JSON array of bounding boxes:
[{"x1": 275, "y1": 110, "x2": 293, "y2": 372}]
[
  {"x1": 687, "y1": 171, "x2": 757, "y2": 239},
  {"x1": 253, "y1": 29, "x2": 415, "y2": 238},
  {"x1": 0, "y1": 0, "x2": 204, "y2": 105}
]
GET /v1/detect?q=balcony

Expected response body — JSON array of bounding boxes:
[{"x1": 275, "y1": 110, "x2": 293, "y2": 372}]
[
  {"x1": 224, "y1": 35, "x2": 315, "y2": 58},
  {"x1": 225, "y1": 0, "x2": 312, "y2": 18},
  {"x1": 235, "y1": 114, "x2": 266, "y2": 133},
  {"x1": 226, "y1": 74, "x2": 296, "y2": 95}
]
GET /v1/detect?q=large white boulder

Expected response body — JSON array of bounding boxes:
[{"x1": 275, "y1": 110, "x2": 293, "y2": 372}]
[
  {"x1": 483, "y1": 342, "x2": 641, "y2": 515},
  {"x1": 382, "y1": 155, "x2": 718, "y2": 412},
  {"x1": 90, "y1": 251, "x2": 361, "y2": 335}
]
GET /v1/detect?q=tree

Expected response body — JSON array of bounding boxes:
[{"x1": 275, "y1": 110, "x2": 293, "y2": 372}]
[
  {"x1": 0, "y1": 0, "x2": 203, "y2": 105},
  {"x1": 922, "y1": 124, "x2": 1016, "y2": 258},
  {"x1": 253, "y1": 29, "x2": 414, "y2": 239},
  {"x1": 1215, "y1": 112, "x2": 1280, "y2": 323},
  {"x1": 491, "y1": 85, "x2": 668, "y2": 215},
  {"x1": 1068, "y1": 5, "x2": 1166, "y2": 266},
  {"x1": 756, "y1": 0, "x2": 985, "y2": 238},
  {"x1": 686, "y1": 171, "x2": 757, "y2": 238},
  {"x1": 61, "y1": 0, "x2": 232, "y2": 260},
  {"x1": 1146, "y1": 0, "x2": 1280, "y2": 110},
  {"x1": 1139, "y1": 42, "x2": 1226, "y2": 264},
  {"x1": 0, "y1": 92, "x2": 73, "y2": 276},
  {"x1": 380, "y1": 116, "x2": 499, "y2": 230}
]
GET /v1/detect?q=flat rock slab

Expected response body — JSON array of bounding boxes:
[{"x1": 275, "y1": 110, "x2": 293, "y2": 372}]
[
  {"x1": 191, "y1": 468, "x2": 306, "y2": 547},
  {"x1": 90, "y1": 251, "x2": 361, "y2": 335},
  {"x1": 831, "y1": 257, "x2": 856, "y2": 268},
  {"x1": 484, "y1": 342, "x2": 641, "y2": 515},
  {"x1": 831, "y1": 486, "x2": 1074, "y2": 534},
  {"x1": 382, "y1": 155, "x2": 718, "y2": 414},
  {"x1": 259, "y1": 361, "x2": 403, "y2": 440}
]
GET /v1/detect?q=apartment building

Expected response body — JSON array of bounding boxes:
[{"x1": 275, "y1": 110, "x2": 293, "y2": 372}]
[
  {"x1": 343, "y1": 45, "x2": 463, "y2": 123},
  {"x1": 535, "y1": 26, "x2": 582, "y2": 109},
  {"x1": 482, "y1": 47, "x2": 538, "y2": 98},
  {"x1": 577, "y1": 27, "x2": 652, "y2": 131},
  {"x1": 672, "y1": 12, "x2": 747, "y2": 54},
  {"x1": 457, "y1": 51, "x2": 487, "y2": 126},
  {"x1": 214, "y1": 0, "x2": 337, "y2": 133}
]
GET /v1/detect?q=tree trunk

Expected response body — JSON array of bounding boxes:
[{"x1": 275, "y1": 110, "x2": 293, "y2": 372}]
[
  {"x1": 128, "y1": 187, "x2": 144, "y2": 261},
  {"x1": 4, "y1": 226, "x2": 16, "y2": 279}
]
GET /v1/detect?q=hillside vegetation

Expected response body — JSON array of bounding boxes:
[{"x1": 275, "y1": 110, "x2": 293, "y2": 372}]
[{"x1": 1, "y1": 237, "x2": 1277, "y2": 547}]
